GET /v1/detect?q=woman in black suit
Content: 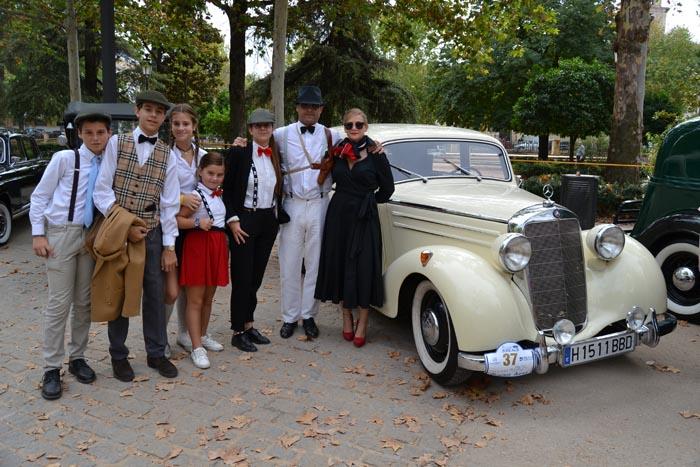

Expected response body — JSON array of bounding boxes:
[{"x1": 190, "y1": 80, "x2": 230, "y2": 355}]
[{"x1": 223, "y1": 108, "x2": 284, "y2": 352}]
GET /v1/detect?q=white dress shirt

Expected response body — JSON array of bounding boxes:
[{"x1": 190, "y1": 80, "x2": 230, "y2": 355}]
[
  {"x1": 192, "y1": 183, "x2": 226, "y2": 228},
  {"x1": 172, "y1": 143, "x2": 206, "y2": 193},
  {"x1": 29, "y1": 144, "x2": 102, "y2": 235},
  {"x1": 273, "y1": 122, "x2": 341, "y2": 199},
  {"x1": 244, "y1": 142, "x2": 277, "y2": 209},
  {"x1": 93, "y1": 127, "x2": 180, "y2": 246}
]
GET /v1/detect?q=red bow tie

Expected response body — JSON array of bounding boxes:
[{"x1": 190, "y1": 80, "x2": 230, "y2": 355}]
[
  {"x1": 257, "y1": 146, "x2": 272, "y2": 157},
  {"x1": 333, "y1": 143, "x2": 358, "y2": 161},
  {"x1": 211, "y1": 187, "x2": 223, "y2": 197}
]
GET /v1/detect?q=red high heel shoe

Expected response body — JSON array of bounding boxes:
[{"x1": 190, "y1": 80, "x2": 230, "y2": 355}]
[
  {"x1": 342, "y1": 312, "x2": 355, "y2": 341},
  {"x1": 353, "y1": 335, "x2": 366, "y2": 347}
]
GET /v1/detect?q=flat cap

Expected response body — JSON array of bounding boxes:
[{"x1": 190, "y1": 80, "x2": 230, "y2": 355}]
[
  {"x1": 74, "y1": 110, "x2": 112, "y2": 128},
  {"x1": 247, "y1": 108, "x2": 275, "y2": 125},
  {"x1": 135, "y1": 90, "x2": 171, "y2": 109}
]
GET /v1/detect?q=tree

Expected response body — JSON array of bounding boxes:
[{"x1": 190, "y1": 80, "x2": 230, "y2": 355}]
[
  {"x1": 646, "y1": 26, "x2": 700, "y2": 115},
  {"x1": 607, "y1": 0, "x2": 651, "y2": 182},
  {"x1": 248, "y1": 3, "x2": 416, "y2": 126},
  {"x1": 512, "y1": 59, "x2": 614, "y2": 160},
  {"x1": 643, "y1": 90, "x2": 681, "y2": 137}
]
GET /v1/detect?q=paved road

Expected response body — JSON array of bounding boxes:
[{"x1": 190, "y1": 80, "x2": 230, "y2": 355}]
[{"x1": 1, "y1": 216, "x2": 698, "y2": 466}]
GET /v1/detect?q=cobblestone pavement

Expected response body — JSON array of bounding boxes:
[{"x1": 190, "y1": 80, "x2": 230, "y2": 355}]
[{"x1": 1, "y1": 216, "x2": 699, "y2": 466}]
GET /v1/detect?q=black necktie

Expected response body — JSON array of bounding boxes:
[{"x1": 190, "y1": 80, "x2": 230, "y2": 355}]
[
  {"x1": 301, "y1": 125, "x2": 315, "y2": 134},
  {"x1": 138, "y1": 134, "x2": 158, "y2": 145}
]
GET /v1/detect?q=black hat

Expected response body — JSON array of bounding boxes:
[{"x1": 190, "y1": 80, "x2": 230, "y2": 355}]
[
  {"x1": 135, "y1": 90, "x2": 171, "y2": 110},
  {"x1": 247, "y1": 108, "x2": 275, "y2": 125},
  {"x1": 295, "y1": 85, "x2": 324, "y2": 105},
  {"x1": 74, "y1": 110, "x2": 112, "y2": 128}
]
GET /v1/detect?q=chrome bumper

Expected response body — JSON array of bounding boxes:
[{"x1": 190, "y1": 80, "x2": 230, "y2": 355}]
[{"x1": 457, "y1": 311, "x2": 677, "y2": 376}]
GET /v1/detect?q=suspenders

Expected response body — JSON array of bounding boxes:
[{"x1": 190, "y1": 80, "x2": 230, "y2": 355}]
[{"x1": 67, "y1": 149, "x2": 80, "y2": 222}]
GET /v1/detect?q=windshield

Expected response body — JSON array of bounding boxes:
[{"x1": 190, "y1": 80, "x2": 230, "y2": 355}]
[{"x1": 384, "y1": 140, "x2": 511, "y2": 182}]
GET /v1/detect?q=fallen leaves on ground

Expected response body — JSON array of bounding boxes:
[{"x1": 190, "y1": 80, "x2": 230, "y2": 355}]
[
  {"x1": 231, "y1": 415, "x2": 253, "y2": 429},
  {"x1": 280, "y1": 434, "x2": 300, "y2": 448},
  {"x1": 239, "y1": 354, "x2": 252, "y2": 361},
  {"x1": 133, "y1": 375, "x2": 150, "y2": 382},
  {"x1": 208, "y1": 446, "x2": 247, "y2": 465},
  {"x1": 166, "y1": 447, "x2": 182, "y2": 459},
  {"x1": 119, "y1": 389, "x2": 134, "y2": 397},
  {"x1": 260, "y1": 386, "x2": 280, "y2": 395},
  {"x1": 25, "y1": 452, "x2": 45, "y2": 462},
  {"x1": 388, "y1": 351, "x2": 401, "y2": 359},
  {"x1": 516, "y1": 393, "x2": 550, "y2": 406},
  {"x1": 432, "y1": 391, "x2": 448, "y2": 399},
  {"x1": 0, "y1": 383, "x2": 7, "y2": 394},
  {"x1": 679, "y1": 411, "x2": 700, "y2": 419},
  {"x1": 485, "y1": 417, "x2": 502, "y2": 427},
  {"x1": 646, "y1": 361, "x2": 681, "y2": 373},
  {"x1": 394, "y1": 415, "x2": 421, "y2": 432},
  {"x1": 155, "y1": 381, "x2": 175, "y2": 391},
  {"x1": 155, "y1": 425, "x2": 176, "y2": 439},
  {"x1": 297, "y1": 335, "x2": 310, "y2": 342},
  {"x1": 381, "y1": 438, "x2": 403, "y2": 452},
  {"x1": 297, "y1": 411, "x2": 318, "y2": 425},
  {"x1": 440, "y1": 436, "x2": 463, "y2": 449},
  {"x1": 368, "y1": 417, "x2": 384, "y2": 425}
]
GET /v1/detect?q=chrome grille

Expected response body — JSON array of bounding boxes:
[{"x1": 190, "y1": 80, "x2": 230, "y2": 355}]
[{"x1": 523, "y1": 218, "x2": 587, "y2": 329}]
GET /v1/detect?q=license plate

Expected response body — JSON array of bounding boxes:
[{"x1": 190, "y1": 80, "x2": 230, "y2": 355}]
[{"x1": 561, "y1": 332, "x2": 636, "y2": 367}]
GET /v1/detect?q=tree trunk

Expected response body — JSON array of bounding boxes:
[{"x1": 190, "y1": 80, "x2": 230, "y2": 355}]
[
  {"x1": 607, "y1": 0, "x2": 650, "y2": 182},
  {"x1": 569, "y1": 135, "x2": 577, "y2": 161},
  {"x1": 271, "y1": 0, "x2": 288, "y2": 128},
  {"x1": 66, "y1": 0, "x2": 81, "y2": 102},
  {"x1": 83, "y1": 19, "x2": 99, "y2": 100},
  {"x1": 228, "y1": 4, "x2": 247, "y2": 141},
  {"x1": 538, "y1": 134, "x2": 549, "y2": 160}
]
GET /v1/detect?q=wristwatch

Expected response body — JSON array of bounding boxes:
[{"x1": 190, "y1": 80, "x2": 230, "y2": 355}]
[
  {"x1": 194, "y1": 217, "x2": 200, "y2": 229},
  {"x1": 165, "y1": 245, "x2": 175, "y2": 252}
]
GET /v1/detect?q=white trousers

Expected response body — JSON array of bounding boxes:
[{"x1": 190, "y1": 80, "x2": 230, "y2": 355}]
[
  {"x1": 278, "y1": 196, "x2": 329, "y2": 323},
  {"x1": 42, "y1": 225, "x2": 94, "y2": 369}
]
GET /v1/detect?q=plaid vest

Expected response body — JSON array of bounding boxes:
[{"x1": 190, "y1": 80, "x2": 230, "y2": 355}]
[{"x1": 113, "y1": 134, "x2": 169, "y2": 229}]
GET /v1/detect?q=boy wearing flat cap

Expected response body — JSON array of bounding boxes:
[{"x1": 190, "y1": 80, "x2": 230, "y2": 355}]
[
  {"x1": 93, "y1": 90, "x2": 181, "y2": 382},
  {"x1": 30, "y1": 110, "x2": 112, "y2": 400}
]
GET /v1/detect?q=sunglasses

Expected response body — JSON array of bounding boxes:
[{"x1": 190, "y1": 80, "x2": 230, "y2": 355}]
[{"x1": 344, "y1": 121, "x2": 366, "y2": 130}]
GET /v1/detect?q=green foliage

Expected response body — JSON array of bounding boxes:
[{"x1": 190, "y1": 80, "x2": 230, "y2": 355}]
[
  {"x1": 512, "y1": 58, "x2": 613, "y2": 153},
  {"x1": 646, "y1": 26, "x2": 700, "y2": 116},
  {"x1": 199, "y1": 89, "x2": 232, "y2": 140},
  {"x1": 643, "y1": 90, "x2": 682, "y2": 137}
]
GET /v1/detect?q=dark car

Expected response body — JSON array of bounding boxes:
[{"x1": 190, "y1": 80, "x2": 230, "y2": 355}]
[
  {"x1": 615, "y1": 117, "x2": 700, "y2": 320},
  {"x1": 62, "y1": 101, "x2": 137, "y2": 149},
  {"x1": 0, "y1": 133, "x2": 49, "y2": 245}
]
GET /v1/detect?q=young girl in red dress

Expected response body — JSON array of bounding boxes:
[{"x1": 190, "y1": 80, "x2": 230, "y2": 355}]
[{"x1": 177, "y1": 152, "x2": 229, "y2": 369}]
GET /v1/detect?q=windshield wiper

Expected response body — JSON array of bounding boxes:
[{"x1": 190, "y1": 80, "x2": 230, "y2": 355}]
[
  {"x1": 442, "y1": 157, "x2": 482, "y2": 182},
  {"x1": 390, "y1": 163, "x2": 429, "y2": 183}
]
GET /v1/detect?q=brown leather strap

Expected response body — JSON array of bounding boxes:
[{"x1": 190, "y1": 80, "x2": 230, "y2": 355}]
[{"x1": 67, "y1": 149, "x2": 80, "y2": 222}]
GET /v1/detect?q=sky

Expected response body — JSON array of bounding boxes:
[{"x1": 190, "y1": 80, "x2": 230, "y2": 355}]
[{"x1": 207, "y1": 3, "x2": 700, "y2": 78}]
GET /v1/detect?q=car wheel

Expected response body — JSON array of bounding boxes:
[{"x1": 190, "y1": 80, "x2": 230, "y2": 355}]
[
  {"x1": 0, "y1": 202, "x2": 11, "y2": 246},
  {"x1": 411, "y1": 280, "x2": 470, "y2": 385},
  {"x1": 653, "y1": 235, "x2": 700, "y2": 319}
]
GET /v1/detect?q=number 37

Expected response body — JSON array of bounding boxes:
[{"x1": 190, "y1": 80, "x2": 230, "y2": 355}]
[{"x1": 502, "y1": 352, "x2": 518, "y2": 366}]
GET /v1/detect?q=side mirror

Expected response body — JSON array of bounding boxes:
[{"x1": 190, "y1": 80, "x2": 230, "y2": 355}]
[{"x1": 57, "y1": 134, "x2": 68, "y2": 146}]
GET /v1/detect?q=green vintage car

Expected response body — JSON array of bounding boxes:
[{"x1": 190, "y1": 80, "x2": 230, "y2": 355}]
[{"x1": 618, "y1": 117, "x2": 700, "y2": 319}]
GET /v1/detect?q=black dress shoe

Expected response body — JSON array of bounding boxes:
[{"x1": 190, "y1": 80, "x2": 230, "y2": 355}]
[
  {"x1": 111, "y1": 358, "x2": 135, "y2": 382},
  {"x1": 246, "y1": 327, "x2": 271, "y2": 345},
  {"x1": 231, "y1": 332, "x2": 258, "y2": 352},
  {"x1": 41, "y1": 369, "x2": 62, "y2": 400},
  {"x1": 146, "y1": 356, "x2": 178, "y2": 378},
  {"x1": 280, "y1": 322, "x2": 297, "y2": 339},
  {"x1": 302, "y1": 318, "x2": 319, "y2": 338},
  {"x1": 69, "y1": 358, "x2": 96, "y2": 384}
]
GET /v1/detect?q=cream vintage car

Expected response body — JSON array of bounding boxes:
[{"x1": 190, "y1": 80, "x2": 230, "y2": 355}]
[{"x1": 367, "y1": 124, "x2": 677, "y2": 385}]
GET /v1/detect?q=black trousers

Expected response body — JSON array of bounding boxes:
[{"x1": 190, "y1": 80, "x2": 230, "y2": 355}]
[
  {"x1": 108, "y1": 225, "x2": 168, "y2": 359},
  {"x1": 229, "y1": 209, "x2": 279, "y2": 332}
]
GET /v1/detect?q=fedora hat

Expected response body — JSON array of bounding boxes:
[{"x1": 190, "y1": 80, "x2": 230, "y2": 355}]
[{"x1": 295, "y1": 85, "x2": 324, "y2": 105}]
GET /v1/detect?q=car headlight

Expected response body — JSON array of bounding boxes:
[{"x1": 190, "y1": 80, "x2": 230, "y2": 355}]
[
  {"x1": 586, "y1": 224, "x2": 625, "y2": 261},
  {"x1": 495, "y1": 233, "x2": 532, "y2": 273},
  {"x1": 626, "y1": 306, "x2": 645, "y2": 331},
  {"x1": 552, "y1": 319, "x2": 575, "y2": 345}
]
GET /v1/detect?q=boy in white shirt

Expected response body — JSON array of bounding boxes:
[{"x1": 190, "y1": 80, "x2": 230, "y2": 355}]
[{"x1": 29, "y1": 110, "x2": 112, "y2": 400}]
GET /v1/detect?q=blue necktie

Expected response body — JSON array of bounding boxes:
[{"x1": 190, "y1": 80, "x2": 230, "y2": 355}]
[{"x1": 84, "y1": 155, "x2": 102, "y2": 228}]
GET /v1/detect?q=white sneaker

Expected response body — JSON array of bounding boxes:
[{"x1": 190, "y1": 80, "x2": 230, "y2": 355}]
[
  {"x1": 201, "y1": 334, "x2": 224, "y2": 352},
  {"x1": 177, "y1": 332, "x2": 192, "y2": 352},
  {"x1": 191, "y1": 347, "x2": 210, "y2": 369}
]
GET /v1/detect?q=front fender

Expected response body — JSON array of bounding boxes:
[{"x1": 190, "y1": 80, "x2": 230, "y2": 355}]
[
  {"x1": 634, "y1": 212, "x2": 700, "y2": 253},
  {"x1": 378, "y1": 245, "x2": 537, "y2": 352}
]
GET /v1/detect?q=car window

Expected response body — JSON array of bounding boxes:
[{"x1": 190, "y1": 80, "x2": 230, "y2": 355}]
[
  {"x1": 0, "y1": 139, "x2": 5, "y2": 164},
  {"x1": 9, "y1": 137, "x2": 25, "y2": 161},
  {"x1": 383, "y1": 140, "x2": 510, "y2": 181},
  {"x1": 22, "y1": 137, "x2": 38, "y2": 160}
]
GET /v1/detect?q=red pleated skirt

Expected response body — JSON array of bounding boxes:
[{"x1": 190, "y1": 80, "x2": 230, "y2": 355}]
[{"x1": 179, "y1": 230, "x2": 229, "y2": 287}]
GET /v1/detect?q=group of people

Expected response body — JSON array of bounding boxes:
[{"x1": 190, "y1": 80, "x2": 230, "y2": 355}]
[{"x1": 29, "y1": 85, "x2": 394, "y2": 400}]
